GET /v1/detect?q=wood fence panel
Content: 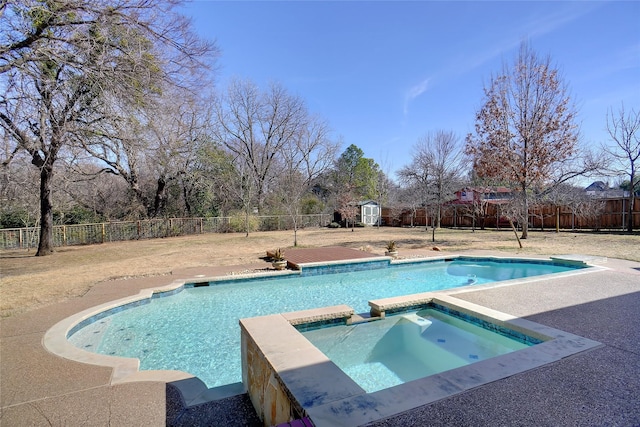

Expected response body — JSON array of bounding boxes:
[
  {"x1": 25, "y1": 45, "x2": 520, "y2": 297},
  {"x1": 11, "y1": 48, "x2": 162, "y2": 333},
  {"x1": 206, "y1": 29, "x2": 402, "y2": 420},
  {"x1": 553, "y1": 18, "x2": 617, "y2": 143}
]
[{"x1": 382, "y1": 197, "x2": 640, "y2": 230}]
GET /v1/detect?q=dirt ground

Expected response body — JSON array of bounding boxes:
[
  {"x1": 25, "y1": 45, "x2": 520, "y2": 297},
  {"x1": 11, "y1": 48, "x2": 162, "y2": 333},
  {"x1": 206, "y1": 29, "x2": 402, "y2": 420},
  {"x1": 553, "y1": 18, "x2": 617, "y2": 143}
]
[{"x1": 1, "y1": 227, "x2": 638, "y2": 317}]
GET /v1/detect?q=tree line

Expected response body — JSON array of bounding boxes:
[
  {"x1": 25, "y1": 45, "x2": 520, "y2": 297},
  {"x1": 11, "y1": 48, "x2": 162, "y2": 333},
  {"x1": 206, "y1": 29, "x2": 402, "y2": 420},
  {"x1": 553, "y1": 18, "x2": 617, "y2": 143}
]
[{"x1": 2, "y1": 2, "x2": 638, "y2": 256}]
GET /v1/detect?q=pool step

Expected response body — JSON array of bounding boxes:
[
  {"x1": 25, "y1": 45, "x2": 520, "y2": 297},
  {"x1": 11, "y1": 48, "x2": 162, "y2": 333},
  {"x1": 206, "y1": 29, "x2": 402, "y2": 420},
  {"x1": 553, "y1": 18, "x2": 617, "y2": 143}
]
[
  {"x1": 348, "y1": 313, "x2": 383, "y2": 325},
  {"x1": 551, "y1": 254, "x2": 607, "y2": 264}
]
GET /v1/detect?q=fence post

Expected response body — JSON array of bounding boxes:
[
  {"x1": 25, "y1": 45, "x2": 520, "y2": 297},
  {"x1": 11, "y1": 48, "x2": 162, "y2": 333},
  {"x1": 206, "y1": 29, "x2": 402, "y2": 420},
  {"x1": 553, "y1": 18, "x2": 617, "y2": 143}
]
[
  {"x1": 62, "y1": 225, "x2": 67, "y2": 246},
  {"x1": 102, "y1": 223, "x2": 106, "y2": 243}
]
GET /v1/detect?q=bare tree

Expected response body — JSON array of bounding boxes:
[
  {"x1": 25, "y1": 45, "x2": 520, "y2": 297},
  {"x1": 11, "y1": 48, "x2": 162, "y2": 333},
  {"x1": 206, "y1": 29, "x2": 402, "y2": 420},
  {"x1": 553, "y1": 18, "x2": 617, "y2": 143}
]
[
  {"x1": 233, "y1": 158, "x2": 257, "y2": 237},
  {"x1": 604, "y1": 103, "x2": 640, "y2": 232},
  {"x1": 373, "y1": 156, "x2": 396, "y2": 228},
  {"x1": 559, "y1": 186, "x2": 606, "y2": 231},
  {"x1": 424, "y1": 131, "x2": 466, "y2": 228},
  {"x1": 74, "y1": 110, "x2": 150, "y2": 218},
  {"x1": 65, "y1": 162, "x2": 132, "y2": 220},
  {"x1": 0, "y1": 152, "x2": 40, "y2": 232},
  {"x1": 398, "y1": 130, "x2": 465, "y2": 240},
  {"x1": 465, "y1": 42, "x2": 580, "y2": 239},
  {"x1": 397, "y1": 154, "x2": 432, "y2": 229},
  {"x1": 529, "y1": 191, "x2": 553, "y2": 231},
  {"x1": 1, "y1": 0, "x2": 217, "y2": 255},
  {"x1": 0, "y1": 1, "x2": 191, "y2": 72},
  {"x1": 140, "y1": 87, "x2": 212, "y2": 217},
  {"x1": 465, "y1": 188, "x2": 492, "y2": 231},
  {"x1": 213, "y1": 79, "x2": 307, "y2": 213},
  {"x1": 580, "y1": 197, "x2": 606, "y2": 231},
  {"x1": 278, "y1": 116, "x2": 338, "y2": 246}
]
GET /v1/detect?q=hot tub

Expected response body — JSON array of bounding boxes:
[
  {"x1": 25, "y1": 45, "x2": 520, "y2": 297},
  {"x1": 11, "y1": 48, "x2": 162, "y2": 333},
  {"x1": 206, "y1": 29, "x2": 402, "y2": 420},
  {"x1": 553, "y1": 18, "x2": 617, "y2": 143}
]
[
  {"x1": 239, "y1": 295, "x2": 601, "y2": 427},
  {"x1": 300, "y1": 306, "x2": 537, "y2": 393}
]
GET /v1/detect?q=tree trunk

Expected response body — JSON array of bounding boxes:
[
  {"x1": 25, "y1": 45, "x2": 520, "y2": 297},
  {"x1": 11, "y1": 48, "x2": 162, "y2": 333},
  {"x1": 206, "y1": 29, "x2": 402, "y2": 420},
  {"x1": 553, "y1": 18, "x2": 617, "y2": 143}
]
[
  {"x1": 510, "y1": 220, "x2": 523, "y2": 249},
  {"x1": 153, "y1": 177, "x2": 167, "y2": 217},
  {"x1": 520, "y1": 191, "x2": 529, "y2": 239},
  {"x1": 628, "y1": 192, "x2": 635, "y2": 233},
  {"x1": 244, "y1": 206, "x2": 250, "y2": 237},
  {"x1": 36, "y1": 163, "x2": 55, "y2": 256},
  {"x1": 183, "y1": 184, "x2": 192, "y2": 217}
]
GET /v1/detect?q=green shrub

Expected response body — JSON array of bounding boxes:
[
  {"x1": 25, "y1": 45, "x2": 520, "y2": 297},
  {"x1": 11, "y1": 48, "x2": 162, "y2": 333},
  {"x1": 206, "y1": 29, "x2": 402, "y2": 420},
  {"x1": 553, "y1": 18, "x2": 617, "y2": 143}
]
[
  {"x1": 0, "y1": 210, "x2": 32, "y2": 228},
  {"x1": 328, "y1": 222, "x2": 341, "y2": 228},
  {"x1": 229, "y1": 213, "x2": 259, "y2": 233},
  {"x1": 301, "y1": 195, "x2": 324, "y2": 214},
  {"x1": 54, "y1": 206, "x2": 104, "y2": 225}
]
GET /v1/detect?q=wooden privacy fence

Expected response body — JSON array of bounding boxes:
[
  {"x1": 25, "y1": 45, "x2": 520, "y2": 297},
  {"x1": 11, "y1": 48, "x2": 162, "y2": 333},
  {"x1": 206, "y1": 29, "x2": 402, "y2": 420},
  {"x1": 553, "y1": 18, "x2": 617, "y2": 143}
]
[
  {"x1": 382, "y1": 197, "x2": 640, "y2": 230},
  {"x1": 0, "y1": 214, "x2": 332, "y2": 250}
]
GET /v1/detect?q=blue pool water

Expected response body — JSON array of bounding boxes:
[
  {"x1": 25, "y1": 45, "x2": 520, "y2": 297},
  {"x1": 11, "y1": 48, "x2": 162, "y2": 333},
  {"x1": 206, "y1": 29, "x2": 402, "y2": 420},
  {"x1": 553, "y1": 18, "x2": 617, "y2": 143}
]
[
  {"x1": 301, "y1": 307, "x2": 532, "y2": 393},
  {"x1": 68, "y1": 258, "x2": 582, "y2": 389}
]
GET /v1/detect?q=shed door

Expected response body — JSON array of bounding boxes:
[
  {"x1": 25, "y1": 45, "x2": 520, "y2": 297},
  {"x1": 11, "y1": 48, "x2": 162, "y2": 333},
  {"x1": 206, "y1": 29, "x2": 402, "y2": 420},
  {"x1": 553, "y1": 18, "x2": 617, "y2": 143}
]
[{"x1": 362, "y1": 204, "x2": 379, "y2": 225}]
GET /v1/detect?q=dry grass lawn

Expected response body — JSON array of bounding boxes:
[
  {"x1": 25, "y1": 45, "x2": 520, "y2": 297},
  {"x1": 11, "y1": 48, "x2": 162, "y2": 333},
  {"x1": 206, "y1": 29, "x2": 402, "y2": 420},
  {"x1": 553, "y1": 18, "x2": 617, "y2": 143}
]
[{"x1": 1, "y1": 227, "x2": 638, "y2": 317}]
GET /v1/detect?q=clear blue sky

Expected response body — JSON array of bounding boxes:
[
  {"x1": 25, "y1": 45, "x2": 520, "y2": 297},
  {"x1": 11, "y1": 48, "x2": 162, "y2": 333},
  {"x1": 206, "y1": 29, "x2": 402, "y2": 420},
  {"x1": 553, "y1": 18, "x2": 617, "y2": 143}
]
[{"x1": 181, "y1": 1, "x2": 640, "y2": 181}]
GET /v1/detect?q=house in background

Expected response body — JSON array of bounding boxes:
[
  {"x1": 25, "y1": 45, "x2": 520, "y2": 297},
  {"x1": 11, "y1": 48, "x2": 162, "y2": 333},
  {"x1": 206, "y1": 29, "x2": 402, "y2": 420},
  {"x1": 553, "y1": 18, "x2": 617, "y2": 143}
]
[
  {"x1": 451, "y1": 187, "x2": 512, "y2": 204},
  {"x1": 584, "y1": 181, "x2": 628, "y2": 198},
  {"x1": 445, "y1": 187, "x2": 513, "y2": 228},
  {"x1": 584, "y1": 181, "x2": 608, "y2": 194}
]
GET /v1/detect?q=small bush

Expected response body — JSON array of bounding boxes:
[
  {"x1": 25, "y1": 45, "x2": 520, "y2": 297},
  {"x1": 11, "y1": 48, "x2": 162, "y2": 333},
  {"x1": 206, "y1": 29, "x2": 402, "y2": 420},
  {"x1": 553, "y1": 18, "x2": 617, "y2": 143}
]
[
  {"x1": 229, "y1": 214, "x2": 259, "y2": 233},
  {"x1": 272, "y1": 248, "x2": 285, "y2": 260},
  {"x1": 386, "y1": 241, "x2": 397, "y2": 252},
  {"x1": 328, "y1": 222, "x2": 341, "y2": 228}
]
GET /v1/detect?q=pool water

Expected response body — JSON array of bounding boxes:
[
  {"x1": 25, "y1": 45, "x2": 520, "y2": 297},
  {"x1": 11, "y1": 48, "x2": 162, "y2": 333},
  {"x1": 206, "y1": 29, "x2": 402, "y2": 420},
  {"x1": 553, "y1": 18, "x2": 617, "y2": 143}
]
[
  {"x1": 68, "y1": 258, "x2": 581, "y2": 389},
  {"x1": 301, "y1": 308, "x2": 532, "y2": 393}
]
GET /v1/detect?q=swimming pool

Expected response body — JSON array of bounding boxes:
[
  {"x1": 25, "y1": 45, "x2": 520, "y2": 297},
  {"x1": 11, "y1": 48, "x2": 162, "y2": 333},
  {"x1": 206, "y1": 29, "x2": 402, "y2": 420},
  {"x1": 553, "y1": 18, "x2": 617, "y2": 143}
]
[{"x1": 67, "y1": 257, "x2": 586, "y2": 389}]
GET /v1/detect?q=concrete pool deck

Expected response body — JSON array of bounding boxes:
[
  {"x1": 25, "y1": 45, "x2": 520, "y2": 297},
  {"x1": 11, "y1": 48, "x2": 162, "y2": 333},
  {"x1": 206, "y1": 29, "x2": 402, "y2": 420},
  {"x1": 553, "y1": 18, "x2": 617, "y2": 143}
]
[{"x1": 1, "y1": 250, "x2": 639, "y2": 426}]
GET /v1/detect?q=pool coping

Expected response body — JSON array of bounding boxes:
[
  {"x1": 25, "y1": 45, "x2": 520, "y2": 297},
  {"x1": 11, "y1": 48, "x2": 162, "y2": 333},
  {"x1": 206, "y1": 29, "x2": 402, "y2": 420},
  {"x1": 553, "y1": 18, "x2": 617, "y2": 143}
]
[{"x1": 41, "y1": 254, "x2": 607, "y2": 410}]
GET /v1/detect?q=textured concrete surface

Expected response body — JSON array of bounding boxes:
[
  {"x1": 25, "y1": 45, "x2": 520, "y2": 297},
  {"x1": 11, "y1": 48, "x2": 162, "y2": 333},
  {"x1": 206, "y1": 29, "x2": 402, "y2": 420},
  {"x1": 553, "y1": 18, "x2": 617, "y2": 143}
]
[
  {"x1": 1, "y1": 252, "x2": 638, "y2": 426},
  {"x1": 1, "y1": 264, "x2": 267, "y2": 427},
  {"x1": 366, "y1": 259, "x2": 640, "y2": 427}
]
